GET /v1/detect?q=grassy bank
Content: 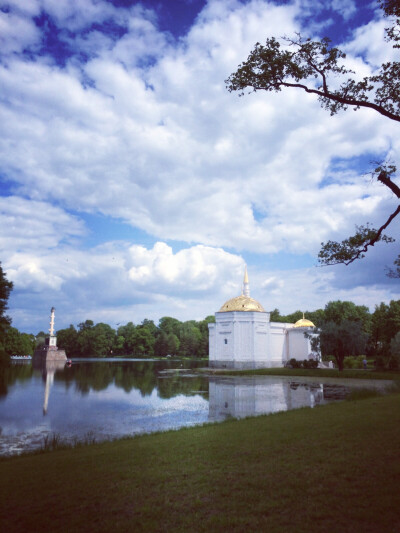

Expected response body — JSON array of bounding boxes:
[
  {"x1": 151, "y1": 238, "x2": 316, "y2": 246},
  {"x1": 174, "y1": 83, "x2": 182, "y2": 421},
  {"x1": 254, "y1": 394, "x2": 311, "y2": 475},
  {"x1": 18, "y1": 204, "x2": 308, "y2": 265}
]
[
  {"x1": 1, "y1": 394, "x2": 400, "y2": 532},
  {"x1": 208, "y1": 367, "x2": 400, "y2": 380}
]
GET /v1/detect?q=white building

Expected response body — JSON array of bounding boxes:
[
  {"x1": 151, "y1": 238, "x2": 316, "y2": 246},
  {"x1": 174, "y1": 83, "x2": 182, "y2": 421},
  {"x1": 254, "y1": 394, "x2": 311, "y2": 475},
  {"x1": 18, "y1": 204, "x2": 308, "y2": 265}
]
[{"x1": 208, "y1": 268, "x2": 318, "y2": 369}]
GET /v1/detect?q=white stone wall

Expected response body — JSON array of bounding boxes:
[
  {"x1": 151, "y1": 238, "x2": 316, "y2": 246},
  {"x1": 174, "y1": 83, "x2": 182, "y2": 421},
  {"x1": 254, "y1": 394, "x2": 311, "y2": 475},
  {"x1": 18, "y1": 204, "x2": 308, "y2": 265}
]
[
  {"x1": 209, "y1": 311, "x2": 268, "y2": 368},
  {"x1": 269, "y1": 322, "x2": 292, "y2": 365},
  {"x1": 208, "y1": 312, "x2": 316, "y2": 368},
  {"x1": 287, "y1": 328, "x2": 313, "y2": 360},
  {"x1": 208, "y1": 323, "x2": 215, "y2": 359}
]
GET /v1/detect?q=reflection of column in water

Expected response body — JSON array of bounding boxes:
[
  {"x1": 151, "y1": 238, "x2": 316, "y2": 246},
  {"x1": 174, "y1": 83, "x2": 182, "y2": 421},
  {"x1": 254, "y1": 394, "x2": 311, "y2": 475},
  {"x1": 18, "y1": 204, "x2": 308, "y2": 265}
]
[
  {"x1": 40, "y1": 360, "x2": 66, "y2": 415},
  {"x1": 43, "y1": 371, "x2": 55, "y2": 415}
]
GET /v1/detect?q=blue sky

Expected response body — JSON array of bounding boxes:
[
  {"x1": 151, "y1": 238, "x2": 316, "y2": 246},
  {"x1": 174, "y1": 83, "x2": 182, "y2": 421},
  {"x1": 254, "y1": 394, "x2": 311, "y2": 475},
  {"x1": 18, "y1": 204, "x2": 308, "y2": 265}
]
[{"x1": 0, "y1": 0, "x2": 399, "y2": 333}]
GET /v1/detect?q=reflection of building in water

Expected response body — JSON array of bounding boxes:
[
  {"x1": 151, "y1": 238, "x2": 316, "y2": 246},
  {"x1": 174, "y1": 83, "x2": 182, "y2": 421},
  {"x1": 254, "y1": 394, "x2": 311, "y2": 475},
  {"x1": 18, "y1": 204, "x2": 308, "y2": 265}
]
[
  {"x1": 33, "y1": 307, "x2": 67, "y2": 365},
  {"x1": 208, "y1": 268, "x2": 319, "y2": 369},
  {"x1": 322, "y1": 384, "x2": 348, "y2": 401},
  {"x1": 208, "y1": 377, "x2": 324, "y2": 422},
  {"x1": 33, "y1": 360, "x2": 66, "y2": 415}
]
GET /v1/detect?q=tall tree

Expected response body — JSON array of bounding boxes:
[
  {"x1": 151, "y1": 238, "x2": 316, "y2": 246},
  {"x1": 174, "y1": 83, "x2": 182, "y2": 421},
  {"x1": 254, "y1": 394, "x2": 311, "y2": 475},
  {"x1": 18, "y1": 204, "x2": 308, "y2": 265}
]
[
  {"x1": 57, "y1": 325, "x2": 79, "y2": 356},
  {"x1": 0, "y1": 263, "x2": 13, "y2": 364},
  {"x1": 118, "y1": 322, "x2": 137, "y2": 355},
  {"x1": 371, "y1": 300, "x2": 400, "y2": 363},
  {"x1": 324, "y1": 301, "x2": 371, "y2": 333},
  {"x1": 91, "y1": 323, "x2": 116, "y2": 357},
  {"x1": 0, "y1": 263, "x2": 13, "y2": 334},
  {"x1": 179, "y1": 321, "x2": 202, "y2": 357},
  {"x1": 391, "y1": 331, "x2": 400, "y2": 368},
  {"x1": 3, "y1": 327, "x2": 34, "y2": 356},
  {"x1": 226, "y1": 1, "x2": 400, "y2": 271},
  {"x1": 154, "y1": 330, "x2": 169, "y2": 357},
  {"x1": 158, "y1": 317, "x2": 182, "y2": 338},
  {"x1": 315, "y1": 320, "x2": 368, "y2": 371}
]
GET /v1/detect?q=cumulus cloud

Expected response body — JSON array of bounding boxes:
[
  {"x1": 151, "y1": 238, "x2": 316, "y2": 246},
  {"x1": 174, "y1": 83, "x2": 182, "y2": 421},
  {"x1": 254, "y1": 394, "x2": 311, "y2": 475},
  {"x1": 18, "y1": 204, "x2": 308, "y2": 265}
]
[
  {"x1": 5, "y1": 238, "x2": 246, "y2": 331},
  {"x1": 0, "y1": 0, "x2": 398, "y2": 330},
  {"x1": 0, "y1": 196, "x2": 85, "y2": 252},
  {"x1": 0, "y1": 8, "x2": 41, "y2": 54},
  {"x1": 128, "y1": 241, "x2": 243, "y2": 292}
]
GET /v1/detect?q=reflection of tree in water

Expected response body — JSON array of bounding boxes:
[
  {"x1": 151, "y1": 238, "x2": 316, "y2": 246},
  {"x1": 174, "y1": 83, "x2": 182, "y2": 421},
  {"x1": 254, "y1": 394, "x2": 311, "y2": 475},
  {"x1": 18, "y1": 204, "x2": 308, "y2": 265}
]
[
  {"x1": 114, "y1": 362, "x2": 157, "y2": 396},
  {"x1": 157, "y1": 375, "x2": 209, "y2": 399},
  {"x1": 50, "y1": 360, "x2": 208, "y2": 399},
  {"x1": 322, "y1": 384, "x2": 349, "y2": 400},
  {"x1": 66, "y1": 363, "x2": 115, "y2": 395},
  {"x1": 0, "y1": 363, "x2": 33, "y2": 397},
  {"x1": 289, "y1": 381, "x2": 349, "y2": 401}
]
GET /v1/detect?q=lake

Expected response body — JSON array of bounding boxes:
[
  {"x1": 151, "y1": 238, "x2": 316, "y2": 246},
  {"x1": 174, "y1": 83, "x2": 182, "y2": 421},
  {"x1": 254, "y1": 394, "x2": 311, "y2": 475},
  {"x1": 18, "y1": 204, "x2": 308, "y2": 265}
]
[{"x1": 0, "y1": 359, "x2": 393, "y2": 456}]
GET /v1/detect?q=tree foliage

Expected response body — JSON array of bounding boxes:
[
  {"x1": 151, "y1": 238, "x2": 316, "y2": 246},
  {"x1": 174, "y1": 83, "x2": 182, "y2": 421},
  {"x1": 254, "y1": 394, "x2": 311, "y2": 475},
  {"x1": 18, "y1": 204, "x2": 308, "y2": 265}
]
[
  {"x1": 0, "y1": 263, "x2": 13, "y2": 365},
  {"x1": 3, "y1": 327, "x2": 35, "y2": 357},
  {"x1": 56, "y1": 316, "x2": 213, "y2": 358},
  {"x1": 314, "y1": 320, "x2": 368, "y2": 371},
  {"x1": 391, "y1": 331, "x2": 400, "y2": 367},
  {"x1": 0, "y1": 263, "x2": 13, "y2": 334},
  {"x1": 323, "y1": 300, "x2": 371, "y2": 332},
  {"x1": 226, "y1": 1, "x2": 400, "y2": 270},
  {"x1": 370, "y1": 299, "x2": 400, "y2": 368},
  {"x1": 226, "y1": 1, "x2": 400, "y2": 120}
]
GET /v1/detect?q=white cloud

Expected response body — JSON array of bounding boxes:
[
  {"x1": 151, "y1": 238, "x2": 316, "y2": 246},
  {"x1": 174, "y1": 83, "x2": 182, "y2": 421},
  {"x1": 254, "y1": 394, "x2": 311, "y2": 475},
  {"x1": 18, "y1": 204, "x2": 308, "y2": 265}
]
[
  {"x1": 0, "y1": 196, "x2": 84, "y2": 252},
  {"x1": 4, "y1": 237, "x2": 246, "y2": 331},
  {"x1": 345, "y1": 17, "x2": 398, "y2": 66},
  {"x1": 1, "y1": 0, "x2": 399, "y2": 331},
  {"x1": 40, "y1": 0, "x2": 118, "y2": 31},
  {"x1": 0, "y1": 8, "x2": 41, "y2": 54},
  {"x1": 294, "y1": 0, "x2": 356, "y2": 26},
  {"x1": 128, "y1": 241, "x2": 242, "y2": 291}
]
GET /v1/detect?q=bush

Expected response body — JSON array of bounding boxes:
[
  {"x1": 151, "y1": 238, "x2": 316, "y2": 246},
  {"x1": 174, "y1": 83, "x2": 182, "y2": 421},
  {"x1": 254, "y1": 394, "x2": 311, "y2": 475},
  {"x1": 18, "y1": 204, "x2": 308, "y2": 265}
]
[
  {"x1": 287, "y1": 358, "x2": 318, "y2": 369},
  {"x1": 343, "y1": 355, "x2": 366, "y2": 369},
  {"x1": 374, "y1": 342, "x2": 399, "y2": 370}
]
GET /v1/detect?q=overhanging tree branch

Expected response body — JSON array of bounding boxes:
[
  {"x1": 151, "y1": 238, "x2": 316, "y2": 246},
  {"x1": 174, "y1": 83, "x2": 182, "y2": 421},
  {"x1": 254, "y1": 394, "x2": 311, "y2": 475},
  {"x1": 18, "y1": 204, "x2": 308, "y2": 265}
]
[
  {"x1": 318, "y1": 210, "x2": 398, "y2": 267},
  {"x1": 226, "y1": 2, "x2": 400, "y2": 271},
  {"x1": 318, "y1": 168, "x2": 399, "y2": 266}
]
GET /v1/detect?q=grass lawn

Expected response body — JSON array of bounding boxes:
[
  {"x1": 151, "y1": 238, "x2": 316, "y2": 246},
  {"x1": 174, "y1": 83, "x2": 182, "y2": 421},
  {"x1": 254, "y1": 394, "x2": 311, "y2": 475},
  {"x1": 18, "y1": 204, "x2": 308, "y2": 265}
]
[
  {"x1": 207, "y1": 367, "x2": 400, "y2": 380},
  {"x1": 1, "y1": 393, "x2": 400, "y2": 532}
]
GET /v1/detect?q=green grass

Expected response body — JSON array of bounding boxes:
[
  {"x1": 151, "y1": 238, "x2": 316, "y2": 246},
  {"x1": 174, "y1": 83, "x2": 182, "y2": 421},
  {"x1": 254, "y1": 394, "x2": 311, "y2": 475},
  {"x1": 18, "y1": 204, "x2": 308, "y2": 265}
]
[
  {"x1": 1, "y1": 394, "x2": 400, "y2": 532},
  {"x1": 208, "y1": 367, "x2": 400, "y2": 380}
]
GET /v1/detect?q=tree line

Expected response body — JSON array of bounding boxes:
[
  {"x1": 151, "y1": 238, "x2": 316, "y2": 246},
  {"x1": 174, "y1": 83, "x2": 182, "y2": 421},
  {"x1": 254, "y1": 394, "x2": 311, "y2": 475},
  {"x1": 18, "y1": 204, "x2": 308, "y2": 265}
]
[
  {"x1": 2, "y1": 300, "x2": 399, "y2": 369},
  {"x1": 1, "y1": 262, "x2": 400, "y2": 368},
  {"x1": 272, "y1": 300, "x2": 400, "y2": 370},
  {"x1": 54, "y1": 316, "x2": 215, "y2": 358}
]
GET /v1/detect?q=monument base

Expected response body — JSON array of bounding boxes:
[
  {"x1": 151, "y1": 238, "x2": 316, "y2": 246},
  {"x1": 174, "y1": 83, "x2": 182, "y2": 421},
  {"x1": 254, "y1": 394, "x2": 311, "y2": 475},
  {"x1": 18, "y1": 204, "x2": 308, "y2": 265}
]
[{"x1": 33, "y1": 345, "x2": 67, "y2": 364}]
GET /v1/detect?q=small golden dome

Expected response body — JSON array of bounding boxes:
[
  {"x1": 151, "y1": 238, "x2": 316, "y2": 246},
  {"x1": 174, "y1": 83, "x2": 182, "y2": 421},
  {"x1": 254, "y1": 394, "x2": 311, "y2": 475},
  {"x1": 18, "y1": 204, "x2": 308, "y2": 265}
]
[
  {"x1": 219, "y1": 295, "x2": 265, "y2": 313},
  {"x1": 294, "y1": 315, "x2": 315, "y2": 328}
]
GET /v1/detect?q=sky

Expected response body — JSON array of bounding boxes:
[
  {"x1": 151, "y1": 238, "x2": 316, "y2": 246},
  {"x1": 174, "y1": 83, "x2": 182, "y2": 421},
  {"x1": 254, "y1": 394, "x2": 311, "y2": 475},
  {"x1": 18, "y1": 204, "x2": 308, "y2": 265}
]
[{"x1": 1, "y1": 0, "x2": 399, "y2": 334}]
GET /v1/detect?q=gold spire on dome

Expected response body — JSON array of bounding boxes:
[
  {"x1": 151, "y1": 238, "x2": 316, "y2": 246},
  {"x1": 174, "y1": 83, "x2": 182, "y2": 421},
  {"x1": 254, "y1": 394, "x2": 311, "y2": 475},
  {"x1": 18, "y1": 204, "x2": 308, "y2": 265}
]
[
  {"x1": 243, "y1": 265, "x2": 250, "y2": 297},
  {"x1": 244, "y1": 265, "x2": 249, "y2": 284},
  {"x1": 219, "y1": 266, "x2": 265, "y2": 312},
  {"x1": 294, "y1": 313, "x2": 315, "y2": 328}
]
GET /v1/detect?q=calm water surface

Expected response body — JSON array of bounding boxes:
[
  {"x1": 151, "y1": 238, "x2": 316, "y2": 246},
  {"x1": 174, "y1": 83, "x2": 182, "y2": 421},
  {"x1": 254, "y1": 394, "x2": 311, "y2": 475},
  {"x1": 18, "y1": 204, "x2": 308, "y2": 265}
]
[{"x1": 0, "y1": 359, "x2": 393, "y2": 456}]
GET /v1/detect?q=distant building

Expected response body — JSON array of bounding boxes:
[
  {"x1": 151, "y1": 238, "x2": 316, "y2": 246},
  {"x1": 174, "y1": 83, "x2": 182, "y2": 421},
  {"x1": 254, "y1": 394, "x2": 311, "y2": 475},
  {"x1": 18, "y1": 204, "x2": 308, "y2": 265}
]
[{"x1": 208, "y1": 268, "x2": 318, "y2": 369}]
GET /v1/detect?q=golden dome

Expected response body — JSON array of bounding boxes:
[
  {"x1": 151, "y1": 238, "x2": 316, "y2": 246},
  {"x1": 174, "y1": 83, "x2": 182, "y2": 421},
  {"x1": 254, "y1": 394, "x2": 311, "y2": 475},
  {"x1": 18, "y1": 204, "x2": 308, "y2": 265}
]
[
  {"x1": 294, "y1": 315, "x2": 315, "y2": 328},
  {"x1": 219, "y1": 294, "x2": 265, "y2": 313}
]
